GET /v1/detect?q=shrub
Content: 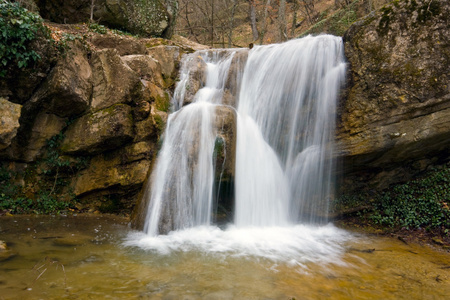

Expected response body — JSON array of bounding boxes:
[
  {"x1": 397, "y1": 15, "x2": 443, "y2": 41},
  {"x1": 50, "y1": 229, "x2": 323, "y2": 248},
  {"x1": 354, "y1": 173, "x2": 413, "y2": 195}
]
[
  {"x1": 0, "y1": 0, "x2": 49, "y2": 77},
  {"x1": 369, "y1": 166, "x2": 450, "y2": 230}
]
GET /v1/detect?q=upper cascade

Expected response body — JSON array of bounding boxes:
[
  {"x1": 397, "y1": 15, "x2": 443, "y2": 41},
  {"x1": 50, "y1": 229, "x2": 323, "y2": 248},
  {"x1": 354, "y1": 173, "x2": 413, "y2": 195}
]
[{"x1": 141, "y1": 35, "x2": 346, "y2": 236}]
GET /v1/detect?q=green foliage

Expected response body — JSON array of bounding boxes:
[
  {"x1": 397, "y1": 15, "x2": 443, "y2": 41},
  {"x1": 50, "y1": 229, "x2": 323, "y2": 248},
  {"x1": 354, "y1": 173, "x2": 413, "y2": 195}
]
[
  {"x1": 0, "y1": 0, "x2": 49, "y2": 77},
  {"x1": 89, "y1": 22, "x2": 108, "y2": 34},
  {"x1": 55, "y1": 32, "x2": 83, "y2": 54},
  {"x1": 0, "y1": 131, "x2": 90, "y2": 215},
  {"x1": 0, "y1": 164, "x2": 71, "y2": 214},
  {"x1": 369, "y1": 166, "x2": 450, "y2": 230}
]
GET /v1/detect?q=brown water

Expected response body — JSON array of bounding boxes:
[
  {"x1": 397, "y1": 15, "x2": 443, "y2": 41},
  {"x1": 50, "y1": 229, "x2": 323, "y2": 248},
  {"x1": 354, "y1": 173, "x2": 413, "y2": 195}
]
[{"x1": 0, "y1": 215, "x2": 449, "y2": 299}]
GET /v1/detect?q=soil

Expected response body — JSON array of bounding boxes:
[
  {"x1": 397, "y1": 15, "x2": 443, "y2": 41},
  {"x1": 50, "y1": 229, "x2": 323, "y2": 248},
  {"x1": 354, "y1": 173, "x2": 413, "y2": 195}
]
[{"x1": 335, "y1": 216, "x2": 450, "y2": 253}]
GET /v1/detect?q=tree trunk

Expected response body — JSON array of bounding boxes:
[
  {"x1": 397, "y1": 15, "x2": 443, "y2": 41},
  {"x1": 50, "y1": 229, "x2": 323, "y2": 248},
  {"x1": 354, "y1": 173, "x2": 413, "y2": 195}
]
[
  {"x1": 291, "y1": 0, "x2": 298, "y2": 37},
  {"x1": 211, "y1": 0, "x2": 215, "y2": 46},
  {"x1": 249, "y1": 0, "x2": 259, "y2": 41},
  {"x1": 259, "y1": 0, "x2": 271, "y2": 44},
  {"x1": 90, "y1": 0, "x2": 95, "y2": 22},
  {"x1": 278, "y1": 0, "x2": 287, "y2": 42},
  {"x1": 228, "y1": 0, "x2": 238, "y2": 48}
]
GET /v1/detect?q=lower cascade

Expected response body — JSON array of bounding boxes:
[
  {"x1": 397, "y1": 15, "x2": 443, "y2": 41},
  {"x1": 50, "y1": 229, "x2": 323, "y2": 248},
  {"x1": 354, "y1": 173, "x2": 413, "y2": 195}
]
[{"x1": 134, "y1": 35, "x2": 347, "y2": 251}]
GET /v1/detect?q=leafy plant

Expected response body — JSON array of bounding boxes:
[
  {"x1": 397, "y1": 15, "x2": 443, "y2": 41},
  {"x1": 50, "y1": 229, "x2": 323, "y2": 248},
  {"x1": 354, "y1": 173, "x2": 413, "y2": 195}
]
[
  {"x1": 369, "y1": 166, "x2": 450, "y2": 231},
  {"x1": 0, "y1": 0, "x2": 49, "y2": 76},
  {"x1": 89, "y1": 22, "x2": 108, "y2": 34},
  {"x1": 0, "y1": 131, "x2": 88, "y2": 214}
]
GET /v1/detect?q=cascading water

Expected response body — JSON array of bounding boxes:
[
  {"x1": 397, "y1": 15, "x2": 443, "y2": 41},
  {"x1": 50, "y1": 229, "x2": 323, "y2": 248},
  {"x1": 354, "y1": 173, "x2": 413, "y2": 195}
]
[
  {"x1": 129, "y1": 35, "x2": 349, "y2": 266},
  {"x1": 142, "y1": 50, "x2": 241, "y2": 236},
  {"x1": 235, "y1": 35, "x2": 346, "y2": 226}
]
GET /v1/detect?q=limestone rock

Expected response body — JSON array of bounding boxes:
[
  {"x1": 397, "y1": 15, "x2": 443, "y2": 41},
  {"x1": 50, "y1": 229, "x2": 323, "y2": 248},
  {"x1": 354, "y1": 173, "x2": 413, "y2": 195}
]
[
  {"x1": 61, "y1": 104, "x2": 134, "y2": 155},
  {"x1": 89, "y1": 34, "x2": 147, "y2": 56},
  {"x1": 71, "y1": 142, "x2": 153, "y2": 197},
  {"x1": 121, "y1": 55, "x2": 165, "y2": 88},
  {"x1": 30, "y1": 41, "x2": 92, "y2": 118},
  {"x1": 339, "y1": 0, "x2": 450, "y2": 191},
  {"x1": 147, "y1": 46, "x2": 182, "y2": 86},
  {"x1": 224, "y1": 50, "x2": 248, "y2": 107},
  {"x1": 0, "y1": 98, "x2": 22, "y2": 150},
  {"x1": 23, "y1": 112, "x2": 66, "y2": 162},
  {"x1": 91, "y1": 48, "x2": 142, "y2": 111},
  {"x1": 214, "y1": 105, "x2": 237, "y2": 181},
  {"x1": 184, "y1": 55, "x2": 208, "y2": 106}
]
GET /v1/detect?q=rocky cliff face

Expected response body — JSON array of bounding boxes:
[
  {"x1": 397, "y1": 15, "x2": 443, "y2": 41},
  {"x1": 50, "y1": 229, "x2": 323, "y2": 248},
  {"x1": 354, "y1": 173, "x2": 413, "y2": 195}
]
[
  {"x1": 338, "y1": 0, "x2": 449, "y2": 193},
  {"x1": 35, "y1": 0, "x2": 178, "y2": 38},
  {"x1": 0, "y1": 26, "x2": 207, "y2": 214}
]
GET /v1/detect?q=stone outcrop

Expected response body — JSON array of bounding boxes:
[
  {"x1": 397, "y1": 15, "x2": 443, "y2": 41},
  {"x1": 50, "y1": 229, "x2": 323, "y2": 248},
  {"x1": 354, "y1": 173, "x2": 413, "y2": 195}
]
[
  {"x1": 0, "y1": 98, "x2": 21, "y2": 150},
  {"x1": 61, "y1": 104, "x2": 134, "y2": 155},
  {"x1": 0, "y1": 25, "x2": 205, "y2": 213},
  {"x1": 35, "y1": 0, "x2": 178, "y2": 38},
  {"x1": 29, "y1": 41, "x2": 93, "y2": 118},
  {"x1": 339, "y1": 0, "x2": 450, "y2": 192}
]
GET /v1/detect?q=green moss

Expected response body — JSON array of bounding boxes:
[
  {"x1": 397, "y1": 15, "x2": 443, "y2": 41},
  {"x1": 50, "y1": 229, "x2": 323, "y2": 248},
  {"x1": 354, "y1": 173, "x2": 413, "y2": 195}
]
[
  {"x1": 155, "y1": 92, "x2": 171, "y2": 112},
  {"x1": 417, "y1": 0, "x2": 441, "y2": 23},
  {"x1": 153, "y1": 113, "x2": 165, "y2": 133},
  {"x1": 377, "y1": 5, "x2": 394, "y2": 36}
]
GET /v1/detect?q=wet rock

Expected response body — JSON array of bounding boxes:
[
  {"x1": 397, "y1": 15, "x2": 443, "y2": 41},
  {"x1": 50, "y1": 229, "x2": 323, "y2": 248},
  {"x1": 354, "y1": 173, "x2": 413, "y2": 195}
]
[
  {"x1": 53, "y1": 236, "x2": 91, "y2": 247},
  {"x1": 0, "y1": 241, "x2": 15, "y2": 262},
  {"x1": 224, "y1": 50, "x2": 248, "y2": 107},
  {"x1": 61, "y1": 104, "x2": 134, "y2": 155},
  {"x1": 0, "y1": 240, "x2": 7, "y2": 251},
  {"x1": 147, "y1": 46, "x2": 182, "y2": 87},
  {"x1": 180, "y1": 55, "x2": 208, "y2": 106},
  {"x1": 0, "y1": 98, "x2": 22, "y2": 150}
]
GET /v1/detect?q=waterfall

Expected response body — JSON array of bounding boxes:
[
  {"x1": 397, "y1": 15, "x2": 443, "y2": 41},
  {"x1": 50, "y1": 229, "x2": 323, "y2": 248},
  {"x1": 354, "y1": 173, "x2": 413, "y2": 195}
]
[
  {"x1": 141, "y1": 35, "x2": 346, "y2": 236},
  {"x1": 236, "y1": 36, "x2": 346, "y2": 225}
]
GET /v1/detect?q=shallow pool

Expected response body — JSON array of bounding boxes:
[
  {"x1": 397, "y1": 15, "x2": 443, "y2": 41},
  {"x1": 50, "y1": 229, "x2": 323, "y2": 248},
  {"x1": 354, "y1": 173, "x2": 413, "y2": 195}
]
[{"x1": 0, "y1": 215, "x2": 449, "y2": 299}]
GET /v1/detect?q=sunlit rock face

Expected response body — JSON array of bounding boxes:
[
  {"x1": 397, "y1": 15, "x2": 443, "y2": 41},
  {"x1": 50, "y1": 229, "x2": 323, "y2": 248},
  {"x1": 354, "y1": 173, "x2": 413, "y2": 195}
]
[
  {"x1": 0, "y1": 25, "x2": 205, "y2": 213},
  {"x1": 338, "y1": 0, "x2": 450, "y2": 192}
]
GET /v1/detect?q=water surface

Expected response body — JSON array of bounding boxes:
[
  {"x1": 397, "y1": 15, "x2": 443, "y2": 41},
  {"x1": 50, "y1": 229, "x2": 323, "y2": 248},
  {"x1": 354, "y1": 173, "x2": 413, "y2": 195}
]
[{"x1": 0, "y1": 215, "x2": 449, "y2": 299}]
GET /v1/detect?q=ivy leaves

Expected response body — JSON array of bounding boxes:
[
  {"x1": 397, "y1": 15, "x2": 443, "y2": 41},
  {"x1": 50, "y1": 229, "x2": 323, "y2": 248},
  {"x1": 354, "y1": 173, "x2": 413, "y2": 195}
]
[{"x1": 0, "y1": 0, "x2": 48, "y2": 76}]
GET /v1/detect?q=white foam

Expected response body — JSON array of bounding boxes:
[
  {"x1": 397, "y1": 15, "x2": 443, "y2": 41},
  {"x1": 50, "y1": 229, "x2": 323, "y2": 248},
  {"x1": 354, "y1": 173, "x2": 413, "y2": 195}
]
[{"x1": 124, "y1": 224, "x2": 352, "y2": 268}]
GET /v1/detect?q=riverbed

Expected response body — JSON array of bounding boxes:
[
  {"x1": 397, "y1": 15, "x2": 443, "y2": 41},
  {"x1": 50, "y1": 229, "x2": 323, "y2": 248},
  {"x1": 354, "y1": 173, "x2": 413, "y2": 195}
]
[{"x1": 0, "y1": 215, "x2": 449, "y2": 299}]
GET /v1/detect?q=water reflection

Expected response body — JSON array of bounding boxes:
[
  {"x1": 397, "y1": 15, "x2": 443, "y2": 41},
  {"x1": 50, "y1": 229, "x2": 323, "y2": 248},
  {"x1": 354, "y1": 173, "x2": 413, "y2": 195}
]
[{"x1": 0, "y1": 215, "x2": 449, "y2": 299}]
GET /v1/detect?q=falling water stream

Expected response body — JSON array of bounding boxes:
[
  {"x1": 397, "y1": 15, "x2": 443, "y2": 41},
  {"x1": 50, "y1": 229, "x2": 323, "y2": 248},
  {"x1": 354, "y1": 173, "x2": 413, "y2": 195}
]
[
  {"x1": 130, "y1": 36, "x2": 349, "y2": 262},
  {"x1": 143, "y1": 35, "x2": 345, "y2": 236},
  {"x1": 1, "y1": 36, "x2": 448, "y2": 299}
]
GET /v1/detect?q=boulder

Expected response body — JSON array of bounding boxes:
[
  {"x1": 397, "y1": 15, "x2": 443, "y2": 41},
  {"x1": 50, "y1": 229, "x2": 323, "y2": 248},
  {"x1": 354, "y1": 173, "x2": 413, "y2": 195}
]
[
  {"x1": 224, "y1": 49, "x2": 248, "y2": 107},
  {"x1": 89, "y1": 34, "x2": 147, "y2": 56},
  {"x1": 35, "y1": 0, "x2": 178, "y2": 38},
  {"x1": 339, "y1": 0, "x2": 450, "y2": 191},
  {"x1": 91, "y1": 48, "x2": 142, "y2": 111},
  {"x1": 28, "y1": 41, "x2": 92, "y2": 118},
  {"x1": 61, "y1": 104, "x2": 134, "y2": 155},
  {"x1": 121, "y1": 55, "x2": 166, "y2": 88},
  {"x1": 71, "y1": 141, "x2": 153, "y2": 197},
  {"x1": 0, "y1": 98, "x2": 22, "y2": 150},
  {"x1": 22, "y1": 112, "x2": 66, "y2": 162},
  {"x1": 147, "y1": 45, "x2": 183, "y2": 87}
]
